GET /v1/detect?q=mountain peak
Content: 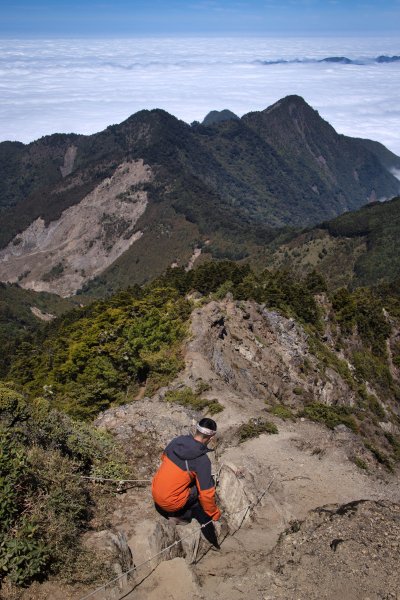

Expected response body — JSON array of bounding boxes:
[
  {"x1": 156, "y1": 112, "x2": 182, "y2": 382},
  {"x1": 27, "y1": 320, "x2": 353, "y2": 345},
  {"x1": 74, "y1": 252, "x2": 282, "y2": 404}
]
[
  {"x1": 117, "y1": 107, "x2": 185, "y2": 130},
  {"x1": 264, "y1": 94, "x2": 314, "y2": 115},
  {"x1": 201, "y1": 109, "x2": 240, "y2": 126}
]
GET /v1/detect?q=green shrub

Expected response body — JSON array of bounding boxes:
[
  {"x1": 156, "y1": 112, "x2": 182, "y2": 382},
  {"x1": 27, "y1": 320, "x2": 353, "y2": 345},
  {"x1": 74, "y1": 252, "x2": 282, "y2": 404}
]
[
  {"x1": 305, "y1": 270, "x2": 327, "y2": 294},
  {"x1": 331, "y1": 287, "x2": 391, "y2": 356},
  {"x1": 364, "y1": 441, "x2": 393, "y2": 471},
  {"x1": 292, "y1": 387, "x2": 304, "y2": 396},
  {"x1": 9, "y1": 287, "x2": 191, "y2": 419},
  {"x1": 213, "y1": 280, "x2": 234, "y2": 300},
  {"x1": 307, "y1": 333, "x2": 357, "y2": 390},
  {"x1": 301, "y1": 402, "x2": 358, "y2": 432},
  {"x1": 367, "y1": 395, "x2": 386, "y2": 419},
  {"x1": 164, "y1": 387, "x2": 224, "y2": 414},
  {"x1": 237, "y1": 418, "x2": 278, "y2": 442},
  {"x1": 235, "y1": 269, "x2": 321, "y2": 326},
  {"x1": 390, "y1": 340, "x2": 400, "y2": 368},
  {"x1": 206, "y1": 401, "x2": 225, "y2": 415},
  {"x1": 352, "y1": 350, "x2": 393, "y2": 393},
  {"x1": 384, "y1": 432, "x2": 400, "y2": 462},
  {"x1": 42, "y1": 262, "x2": 65, "y2": 282},
  {"x1": 0, "y1": 382, "x2": 28, "y2": 426},
  {"x1": 195, "y1": 380, "x2": 212, "y2": 394},
  {"x1": 0, "y1": 524, "x2": 49, "y2": 586},
  {"x1": 353, "y1": 456, "x2": 368, "y2": 470},
  {"x1": 270, "y1": 405, "x2": 295, "y2": 421},
  {"x1": 0, "y1": 384, "x2": 129, "y2": 588}
]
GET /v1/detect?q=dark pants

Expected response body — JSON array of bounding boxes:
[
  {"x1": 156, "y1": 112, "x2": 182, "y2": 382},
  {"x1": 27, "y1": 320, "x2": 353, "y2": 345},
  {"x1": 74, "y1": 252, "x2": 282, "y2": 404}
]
[{"x1": 154, "y1": 486, "x2": 219, "y2": 547}]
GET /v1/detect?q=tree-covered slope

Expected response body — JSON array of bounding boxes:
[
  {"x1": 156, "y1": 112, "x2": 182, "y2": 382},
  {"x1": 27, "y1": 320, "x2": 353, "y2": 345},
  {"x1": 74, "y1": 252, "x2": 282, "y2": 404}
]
[
  {"x1": 5, "y1": 260, "x2": 400, "y2": 425},
  {"x1": 266, "y1": 196, "x2": 400, "y2": 288},
  {"x1": 353, "y1": 137, "x2": 400, "y2": 173},
  {"x1": 324, "y1": 196, "x2": 400, "y2": 286},
  {"x1": 242, "y1": 96, "x2": 398, "y2": 215},
  {"x1": 8, "y1": 285, "x2": 191, "y2": 419},
  {"x1": 0, "y1": 283, "x2": 80, "y2": 377}
]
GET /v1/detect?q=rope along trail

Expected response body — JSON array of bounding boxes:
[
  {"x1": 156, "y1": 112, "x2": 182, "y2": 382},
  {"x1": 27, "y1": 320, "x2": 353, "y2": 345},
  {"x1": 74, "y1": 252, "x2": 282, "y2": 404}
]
[
  {"x1": 74, "y1": 474, "x2": 219, "y2": 484},
  {"x1": 78, "y1": 474, "x2": 276, "y2": 600},
  {"x1": 77, "y1": 476, "x2": 152, "y2": 483}
]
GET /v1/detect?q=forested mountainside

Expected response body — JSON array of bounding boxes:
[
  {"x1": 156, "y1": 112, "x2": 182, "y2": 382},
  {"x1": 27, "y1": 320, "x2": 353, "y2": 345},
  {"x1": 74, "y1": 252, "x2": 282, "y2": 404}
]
[
  {"x1": 265, "y1": 195, "x2": 400, "y2": 288},
  {"x1": 0, "y1": 283, "x2": 81, "y2": 378},
  {"x1": 0, "y1": 95, "x2": 399, "y2": 297},
  {"x1": 6, "y1": 261, "x2": 400, "y2": 425},
  {"x1": 352, "y1": 137, "x2": 400, "y2": 173}
]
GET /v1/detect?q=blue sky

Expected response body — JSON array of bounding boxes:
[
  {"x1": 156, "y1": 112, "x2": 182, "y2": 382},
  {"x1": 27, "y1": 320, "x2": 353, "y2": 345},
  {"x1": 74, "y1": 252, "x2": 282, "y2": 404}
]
[{"x1": 1, "y1": 0, "x2": 400, "y2": 36}]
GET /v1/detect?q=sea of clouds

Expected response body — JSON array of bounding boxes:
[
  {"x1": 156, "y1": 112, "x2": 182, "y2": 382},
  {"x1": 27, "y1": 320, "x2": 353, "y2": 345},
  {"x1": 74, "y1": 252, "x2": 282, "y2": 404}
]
[{"x1": 1, "y1": 36, "x2": 399, "y2": 154}]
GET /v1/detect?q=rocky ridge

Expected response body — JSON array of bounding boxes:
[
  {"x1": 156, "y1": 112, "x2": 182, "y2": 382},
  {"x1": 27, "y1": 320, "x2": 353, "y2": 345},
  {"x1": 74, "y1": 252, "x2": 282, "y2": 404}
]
[{"x1": 18, "y1": 297, "x2": 400, "y2": 600}]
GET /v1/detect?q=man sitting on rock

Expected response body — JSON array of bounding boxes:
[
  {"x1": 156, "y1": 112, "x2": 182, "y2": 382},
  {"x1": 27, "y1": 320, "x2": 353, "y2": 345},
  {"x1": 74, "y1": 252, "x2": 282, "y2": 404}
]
[{"x1": 152, "y1": 417, "x2": 221, "y2": 546}]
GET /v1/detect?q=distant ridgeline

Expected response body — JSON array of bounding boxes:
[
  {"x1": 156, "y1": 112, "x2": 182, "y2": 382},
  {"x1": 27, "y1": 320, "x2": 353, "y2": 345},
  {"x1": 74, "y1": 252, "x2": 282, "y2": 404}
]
[
  {"x1": 0, "y1": 94, "x2": 399, "y2": 297},
  {"x1": 200, "y1": 108, "x2": 240, "y2": 126},
  {"x1": 256, "y1": 54, "x2": 400, "y2": 66}
]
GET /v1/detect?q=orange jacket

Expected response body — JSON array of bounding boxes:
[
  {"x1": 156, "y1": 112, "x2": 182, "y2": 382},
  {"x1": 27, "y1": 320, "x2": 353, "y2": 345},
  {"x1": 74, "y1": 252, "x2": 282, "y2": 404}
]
[{"x1": 152, "y1": 435, "x2": 221, "y2": 521}]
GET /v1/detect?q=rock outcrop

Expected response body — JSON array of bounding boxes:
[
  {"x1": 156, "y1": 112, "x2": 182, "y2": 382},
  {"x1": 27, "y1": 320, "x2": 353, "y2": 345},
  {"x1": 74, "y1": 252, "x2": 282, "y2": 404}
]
[
  {"x1": 183, "y1": 299, "x2": 358, "y2": 432},
  {"x1": 83, "y1": 529, "x2": 133, "y2": 596},
  {"x1": 267, "y1": 499, "x2": 400, "y2": 599},
  {"x1": 95, "y1": 396, "x2": 199, "y2": 475}
]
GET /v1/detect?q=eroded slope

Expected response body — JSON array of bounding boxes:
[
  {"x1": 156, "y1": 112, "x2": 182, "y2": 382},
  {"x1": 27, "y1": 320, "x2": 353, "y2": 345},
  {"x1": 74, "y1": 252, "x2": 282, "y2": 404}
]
[{"x1": 0, "y1": 160, "x2": 152, "y2": 296}]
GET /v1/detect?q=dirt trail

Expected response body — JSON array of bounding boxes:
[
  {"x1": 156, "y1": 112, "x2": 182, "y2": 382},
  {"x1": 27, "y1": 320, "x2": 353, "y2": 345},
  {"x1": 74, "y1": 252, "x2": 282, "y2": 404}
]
[
  {"x1": 194, "y1": 422, "x2": 400, "y2": 600},
  {"x1": 122, "y1": 416, "x2": 399, "y2": 600}
]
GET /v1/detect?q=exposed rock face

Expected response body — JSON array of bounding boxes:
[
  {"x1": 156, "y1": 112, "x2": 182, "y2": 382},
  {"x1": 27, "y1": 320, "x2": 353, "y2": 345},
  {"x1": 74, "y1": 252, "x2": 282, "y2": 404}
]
[
  {"x1": 29, "y1": 306, "x2": 56, "y2": 321},
  {"x1": 183, "y1": 299, "x2": 357, "y2": 431},
  {"x1": 14, "y1": 298, "x2": 400, "y2": 600},
  {"x1": 60, "y1": 145, "x2": 78, "y2": 178},
  {"x1": 95, "y1": 397, "x2": 199, "y2": 475},
  {"x1": 268, "y1": 500, "x2": 400, "y2": 599},
  {"x1": 217, "y1": 463, "x2": 258, "y2": 531},
  {"x1": 83, "y1": 529, "x2": 133, "y2": 593},
  {"x1": 2, "y1": 97, "x2": 399, "y2": 298},
  {"x1": 0, "y1": 160, "x2": 152, "y2": 296},
  {"x1": 186, "y1": 247, "x2": 202, "y2": 271},
  {"x1": 128, "y1": 519, "x2": 181, "y2": 579}
]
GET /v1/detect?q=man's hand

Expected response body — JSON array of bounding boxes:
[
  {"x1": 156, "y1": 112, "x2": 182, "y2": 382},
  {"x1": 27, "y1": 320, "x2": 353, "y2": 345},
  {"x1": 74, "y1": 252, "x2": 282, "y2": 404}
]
[{"x1": 212, "y1": 508, "x2": 222, "y2": 521}]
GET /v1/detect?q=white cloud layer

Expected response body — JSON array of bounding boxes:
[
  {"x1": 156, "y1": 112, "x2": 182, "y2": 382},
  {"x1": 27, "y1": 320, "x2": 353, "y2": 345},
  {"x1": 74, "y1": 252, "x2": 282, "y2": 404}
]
[{"x1": 0, "y1": 36, "x2": 399, "y2": 154}]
